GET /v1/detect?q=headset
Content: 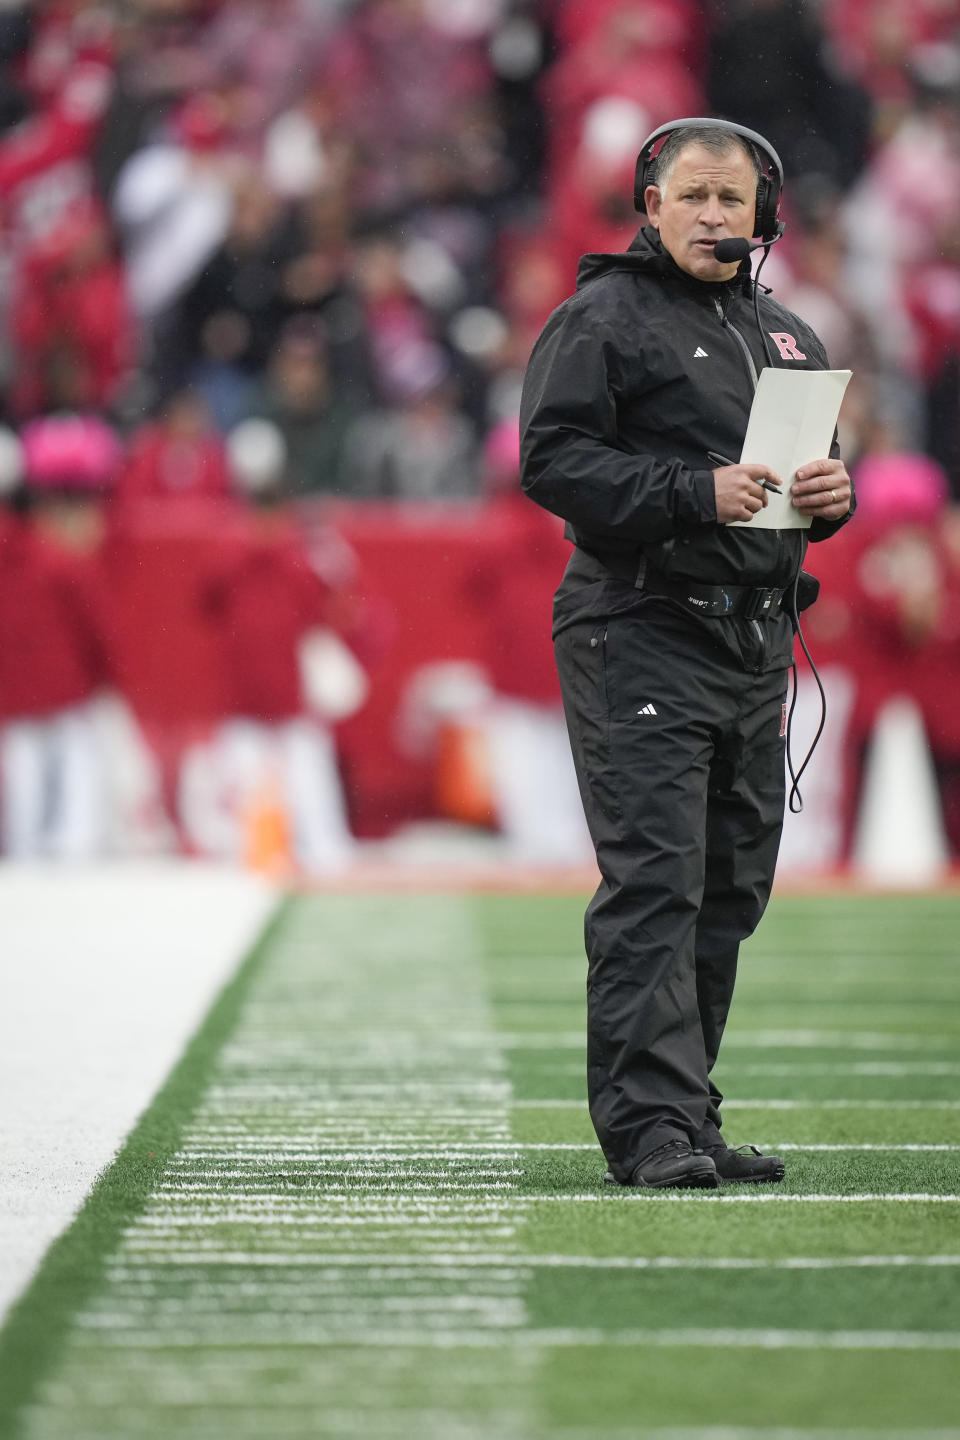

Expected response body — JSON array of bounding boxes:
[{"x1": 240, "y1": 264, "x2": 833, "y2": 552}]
[{"x1": 634, "y1": 117, "x2": 785, "y2": 244}]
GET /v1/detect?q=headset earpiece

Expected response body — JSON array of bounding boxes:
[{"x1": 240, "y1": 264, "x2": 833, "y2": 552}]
[
  {"x1": 634, "y1": 116, "x2": 784, "y2": 244},
  {"x1": 755, "y1": 173, "x2": 779, "y2": 244}
]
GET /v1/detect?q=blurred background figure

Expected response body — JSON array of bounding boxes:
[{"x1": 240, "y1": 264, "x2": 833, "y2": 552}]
[
  {"x1": 849, "y1": 443, "x2": 960, "y2": 855},
  {"x1": 6, "y1": 199, "x2": 136, "y2": 422},
  {"x1": 114, "y1": 388, "x2": 232, "y2": 508},
  {"x1": 179, "y1": 417, "x2": 362, "y2": 877},
  {"x1": 243, "y1": 318, "x2": 363, "y2": 497},
  {"x1": 153, "y1": 165, "x2": 302, "y2": 428},
  {"x1": 342, "y1": 339, "x2": 479, "y2": 499},
  {"x1": 468, "y1": 417, "x2": 593, "y2": 863},
  {"x1": 0, "y1": 414, "x2": 117, "y2": 859},
  {"x1": 109, "y1": 88, "x2": 240, "y2": 329},
  {"x1": 705, "y1": 0, "x2": 872, "y2": 186},
  {"x1": 0, "y1": 1, "x2": 116, "y2": 307},
  {"x1": 316, "y1": 0, "x2": 503, "y2": 218}
]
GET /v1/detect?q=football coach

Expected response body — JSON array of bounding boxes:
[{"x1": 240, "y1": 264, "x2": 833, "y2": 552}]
[{"x1": 519, "y1": 118, "x2": 855, "y2": 1190}]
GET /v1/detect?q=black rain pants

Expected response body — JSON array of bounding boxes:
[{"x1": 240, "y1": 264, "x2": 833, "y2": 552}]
[{"x1": 555, "y1": 599, "x2": 788, "y2": 1181}]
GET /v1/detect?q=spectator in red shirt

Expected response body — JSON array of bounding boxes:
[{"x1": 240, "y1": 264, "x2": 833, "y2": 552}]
[
  {"x1": 115, "y1": 389, "x2": 232, "y2": 512},
  {"x1": 0, "y1": 1, "x2": 115, "y2": 244},
  {"x1": 8, "y1": 200, "x2": 137, "y2": 420}
]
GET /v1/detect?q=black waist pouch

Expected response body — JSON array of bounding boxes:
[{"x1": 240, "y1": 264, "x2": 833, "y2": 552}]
[{"x1": 795, "y1": 571, "x2": 820, "y2": 612}]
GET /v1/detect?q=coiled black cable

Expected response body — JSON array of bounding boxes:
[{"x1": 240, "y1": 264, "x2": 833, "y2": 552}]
[{"x1": 784, "y1": 564, "x2": 827, "y2": 814}]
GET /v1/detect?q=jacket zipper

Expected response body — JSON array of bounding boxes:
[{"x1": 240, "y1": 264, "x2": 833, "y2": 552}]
[
  {"x1": 714, "y1": 294, "x2": 778, "y2": 670},
  {"x1": 714, "y1": 295, "x2": 759, "y2": 390},
  {"x1": 749, "y1": 617, "x2": 764, "y2": 666}
]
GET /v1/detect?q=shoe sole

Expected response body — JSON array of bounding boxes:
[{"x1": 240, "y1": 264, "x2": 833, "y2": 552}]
[
  {"x1": 635, "y1": 1167, "x2": 719, "y2": 1190},
  {"x1": 605, "y1": 1166, "x2": 719, "y2": 1191},
  {"x1": 717, "y1": 1162, "x2": 786, "y2": 1185}
]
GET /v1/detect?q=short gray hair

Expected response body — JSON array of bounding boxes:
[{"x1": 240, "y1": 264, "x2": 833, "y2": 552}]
[{"x1": 654, "y1": 125, "x2": 761, "y2": 191}]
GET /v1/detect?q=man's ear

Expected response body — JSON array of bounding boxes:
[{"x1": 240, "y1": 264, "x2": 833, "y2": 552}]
[{"x1": 643, "y1": 184, "x2": 662, "y2": 227}]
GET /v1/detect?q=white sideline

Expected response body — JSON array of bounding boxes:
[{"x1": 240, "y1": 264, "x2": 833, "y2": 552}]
[{"x1": 0, "y1": 860, "x2": 279, "y2": 1326}]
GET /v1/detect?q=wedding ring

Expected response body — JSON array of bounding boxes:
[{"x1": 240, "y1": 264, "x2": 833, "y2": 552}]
[{"x1": 830, "y1": 489, "x2": 837, "y2": 504}]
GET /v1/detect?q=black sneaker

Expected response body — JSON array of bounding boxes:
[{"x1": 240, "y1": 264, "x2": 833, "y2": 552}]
[
  {"x1": 697, "y1": 1141, "x2": 785, "y2": 1184},
  {"x1": 605, "y1": 1139, "x2": 718, "y2": 1190}
]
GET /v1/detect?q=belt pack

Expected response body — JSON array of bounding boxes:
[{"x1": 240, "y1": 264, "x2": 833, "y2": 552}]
[
  {"x1": 640, "y1": 566, "x2": 786, "y2": 619},
  {"x1": 597, "y1": 552, "x2": 819, "y2": 620}
]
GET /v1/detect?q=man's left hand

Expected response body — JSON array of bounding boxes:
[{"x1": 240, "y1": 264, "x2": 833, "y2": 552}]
[{"x1": 790, "y1": 458, "x2": 852, "y2": 518}]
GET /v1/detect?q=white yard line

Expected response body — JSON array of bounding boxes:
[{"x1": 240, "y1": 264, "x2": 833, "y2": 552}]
[
  {"x1": 540, "y1": 1062, "x2": 960, "y2": 1078},
  {"x1": 169, "y1": 1089, "x2": 960, "y2": 1112},
  {"x1": 702, "y1": 1063, "x2": 960, "y2": 1076},
  {"x1": 170, "y1": 1141, "x2": 960, "y2": 1154},
  {"x1": 0, "y1": 861, "x2": 278, "y2": 1326},
  {"x1": 512, "y1": 1099, "x2": 960, "y2": 1109},
  {"x1": 139, "y1": 1186, "x2": 960, "y2": 1202},
  {"x1": 98, "y1": 1251, "x2": 960, "y2": 1271},
  {"x1": 500, "y1": 1030, "x2": 959, "y2": 1051},
  {"x1": 759, "y1": 1144, "x2": 960, "y2": 1152},
  {"x1": 524, "y1": 1193, "x2": 960, "y2": 1204},
  {"x1": 556, "y1": 1429, "x2": 960, "y2": 1440},
  {"x1": 65, "y1": 1326, "x2": 960, "y2": 1351}
]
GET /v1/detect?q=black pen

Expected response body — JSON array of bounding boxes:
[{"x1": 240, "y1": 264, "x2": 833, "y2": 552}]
[{"x1": 707, "y1": 451, "x2": 780, "y2": 492}]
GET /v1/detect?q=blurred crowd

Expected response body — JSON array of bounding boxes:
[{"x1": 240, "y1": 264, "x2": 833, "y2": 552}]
[{"x1": 1, "y1": 0, "x2": 960, "y2": 872}]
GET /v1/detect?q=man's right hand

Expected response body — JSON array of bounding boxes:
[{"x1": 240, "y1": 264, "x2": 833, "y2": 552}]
[{"x1": 712, "y1": 463, "x2": 782, "y2": 524}]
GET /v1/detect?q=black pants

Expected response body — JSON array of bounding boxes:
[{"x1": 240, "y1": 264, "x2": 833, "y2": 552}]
[{"x1": 555, "y1": 601, "x2": 788, "y2": 1181}]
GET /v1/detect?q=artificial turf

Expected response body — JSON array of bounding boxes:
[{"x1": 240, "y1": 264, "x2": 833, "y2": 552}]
[{"x1": 1, "y1": 888, "x2": 958, "y2": 1438}]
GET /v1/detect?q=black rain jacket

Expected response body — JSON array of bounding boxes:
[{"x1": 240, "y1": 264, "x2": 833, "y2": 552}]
[{"x1": 520, "y1": 227, "x2": 854, "y2": 642}]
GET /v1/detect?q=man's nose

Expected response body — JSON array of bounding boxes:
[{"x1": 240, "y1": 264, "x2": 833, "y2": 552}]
[{"x1": 698, "y1": 195, "x2": 724, "y2": 226}]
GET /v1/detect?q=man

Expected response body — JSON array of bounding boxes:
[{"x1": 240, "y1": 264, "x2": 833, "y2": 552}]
[{"x1": 519, "y1": 119, "x2": 854, "y2": 1190}]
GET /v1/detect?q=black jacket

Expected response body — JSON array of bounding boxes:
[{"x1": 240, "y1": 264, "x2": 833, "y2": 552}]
[{"x1": 520, "y1": 227, "x2": 854, "y2": 620}]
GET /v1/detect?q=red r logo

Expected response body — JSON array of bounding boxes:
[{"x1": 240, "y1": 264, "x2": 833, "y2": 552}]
[{"x1": 769, "y1": 332, "x2": 807, "y2": 361}]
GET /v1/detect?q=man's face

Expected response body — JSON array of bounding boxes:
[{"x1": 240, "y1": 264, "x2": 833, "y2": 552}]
[{"x1": 644, "y1": 143, "x2": 758, "y2": 282}]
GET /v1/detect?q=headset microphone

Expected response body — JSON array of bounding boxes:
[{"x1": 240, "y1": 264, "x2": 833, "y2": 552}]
[
  {"x1": 713, "y1": 230, "x2": 784, "y2": 263},
  {"x1": 712, "y1": 223, "x2": 786, "y2": 372}
]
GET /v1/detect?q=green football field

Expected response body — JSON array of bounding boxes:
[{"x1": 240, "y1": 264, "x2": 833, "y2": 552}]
[{"x1": 1, "y1": 888, "x2": 959, "y2": 1439}]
